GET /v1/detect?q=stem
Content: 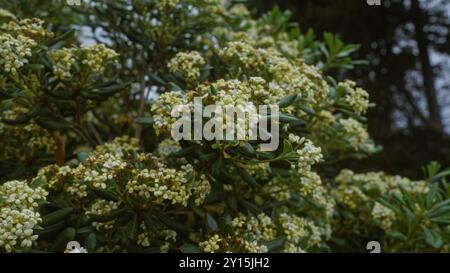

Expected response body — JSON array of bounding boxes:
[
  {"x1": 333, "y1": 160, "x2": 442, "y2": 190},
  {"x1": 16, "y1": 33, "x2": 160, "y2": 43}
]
[
  {"x1": 87, "y1": 122, "x2": 103, "y2": 145},
  {"x1": 134, "y1": 72, "x2": 147, "y2": 139},
  {"x1": 51, "y1": 132, "x2": 65, "y2": 165},
  {"x1": 72, "y1": 125, "x2": 97, "y2": 148}
]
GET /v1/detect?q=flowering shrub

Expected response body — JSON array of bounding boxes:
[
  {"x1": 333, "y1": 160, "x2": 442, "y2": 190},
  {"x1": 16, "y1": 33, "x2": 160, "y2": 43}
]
[{"x1": 0, "y1": 2, "x2": 449, "y2": 253}]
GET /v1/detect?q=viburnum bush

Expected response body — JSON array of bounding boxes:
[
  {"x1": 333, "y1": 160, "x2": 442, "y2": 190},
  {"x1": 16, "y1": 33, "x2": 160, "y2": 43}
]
[{"x1": 0, "y1": 1, "x2": 449, "y2": 253}]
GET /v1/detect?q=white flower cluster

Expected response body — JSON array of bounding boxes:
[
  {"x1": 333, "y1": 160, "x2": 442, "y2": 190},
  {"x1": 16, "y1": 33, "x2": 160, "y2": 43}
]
[
  {"x1": 86, "y1": 199, "x2": 120, "y2": 230},
  {"x1": 0, "y1": 208, "x2": 42, "y2": 252},
  {"x1": 0, "y1": 180, "x2": 48, "y2": 209},
  {"x1": 167, "y1": 51, "x2": 206, "y2": 83},
  {"x1": 39, "y1": 152, "x2": 126, "y2": 198},
  {"x1": 50, "y1": 48, "x2": 76, "y2": 80},
  {"x1": 334, "y1": 183, "x2": 368, "y2": 209},
  {"x1": 0, "y1": 180, "x2": 48, "y2": 252},
  {"x1": 137, "y1": 227, "x2": 177, "y2": 252},
  {"x1": 311, "y1": 110, "x2": 336, "y2": 132},
  {"x1": 199, "y1": 234, "x2": 222, "y2": 253},
  {"x1": 0, "y1": 8, "x2": 16, "y2": 20},
  {"x1": 268, "y1": 57, "x2": 329, "y2": 107},
  {"x1": 1, "y1": 18, "x2": 53, "y2": 40},
  {"x1": 198, "y1": 214, "x2": 276, "y2": 253},
  {"x1": 264, "y1": 171, "x2": 335, "y2": 220},
  {"x1": 157, "y1": 0, "x2": 180, "y2": 11},
  {"x1": 35, "y1": 137, "x2": 211, "y2": 209},
  {"x1": 94, "y1": 135, "x2": 140, "y2": 155},
  {"x1": 340, "y1": 80, "x2": 370, "y2": 114},
  {"x1": 299, "y1": 171, "x2": 323, "y2": 197},
  {"x1": 127, "y1": 161, "x2": 210, "y2": 207},
  {"x1": 229, "y1": 3, "x2": 250, "y2": 17},
  {"x1": 152, "y1": 77, "x2": 265, "y2": 140},
  {"x1": 50, "y1": 44, "x2": 118, "y2": 79},
  {"x1": 335, "y1": 169, "x2": 429, "y2": 196},
  {"x1": 204, "y1": 0, "x2": 226, "y2": 14},
  {"x1": 151, "y1": 91, "x2": 189, "y2": 135},
  {"x1": 246, "y1": 162, "x2": 271, "y2": 180},
  {"x1": 289, "y1": 134, "x2": 323, "y2": 175},
  {"x1": 155, "y1": 139, "x2": 181, "y2": 157},
  {"x1": 339, "y1": 118, "x2": 374, "y2": 152},
  {"x1": 333, "y1": 169, "x2": 430, "y2": 226},
  {"x1": 36, "y1": 164, "x2": 88, "y2": 198},
  {"x1": 84, "y1": 152, "x2": 127, "y2": 189},
  {"x1": 199, "y1": 212, "x2": 325, "y2": 253},
  {"x1": 0, "y1": 107, "x2": 56, "y2": 162},
  {"x1": 80, "y1": 44, "x2": 118, "y2": 73},
  {"x1": 0, "y1": 33, "x2": 36, "y2": 74},
  {"x1": 219, "y1": 41, "x2": 265, "y2": 70},
  {"x1": 264, "y1": 177, "x2": 292, "y2": 201},
  {"x1": 0, "y1": 18, "x2": 55, "y2": 75},
  {"x1": 371, "y1": 202, "x2": 396, "y2": 231},
  {"x1": 232, "y1": 213, "x2": 277, "y2": 245},
  {"x1": 279, "y1": 213, "x2": 322, "y2": 252},
  {"x1": 215, "y1": 20, "x2": 332, "y2": 109}
]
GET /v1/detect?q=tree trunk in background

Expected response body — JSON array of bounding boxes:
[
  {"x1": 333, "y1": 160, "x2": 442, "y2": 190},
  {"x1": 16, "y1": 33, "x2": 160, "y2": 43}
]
[{"x1": 411, "y1": 0, "x2": 443, "y2": 132}]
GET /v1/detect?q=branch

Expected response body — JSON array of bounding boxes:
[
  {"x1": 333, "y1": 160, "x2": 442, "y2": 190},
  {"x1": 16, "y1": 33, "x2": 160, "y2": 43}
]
[{"x1": 134, "y1": 72, "x2": 147, "y2": 139}]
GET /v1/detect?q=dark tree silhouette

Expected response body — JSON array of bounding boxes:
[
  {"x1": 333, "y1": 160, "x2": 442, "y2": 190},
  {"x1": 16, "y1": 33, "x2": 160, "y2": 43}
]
[{"x1": 251, "y1": 0, "x2": 450, "y2": 177}]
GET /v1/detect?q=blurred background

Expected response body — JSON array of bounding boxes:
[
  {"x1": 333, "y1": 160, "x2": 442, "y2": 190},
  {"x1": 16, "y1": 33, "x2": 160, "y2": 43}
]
[{"x1": 252, "y1": 0, "x2": 450, "y2": 178}]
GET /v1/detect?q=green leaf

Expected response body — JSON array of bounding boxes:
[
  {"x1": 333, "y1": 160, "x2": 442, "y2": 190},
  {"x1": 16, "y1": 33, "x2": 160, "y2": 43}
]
[
  {"x1": 386, "y1": 231, "x2": 407, "y2": 242},
  {"x1": 168, "y1": 82, "x2": 183, "y2": 92},
  {"x1": 84, "y1": 233, "x2": 97, "y2": 252},
  {"x1": 376, "y1": 198, "x2": 398, "y2": 212},
  {"x1": 156, "y1": 214, "x2": 191, "y2": 234},
  {"x1": 236, "y1": 167, "x2": 260, "y2": 188},
  {"x1": 35, "y1": 221, "x2": 66, "y2": 239},
  {"x1": 330, "y1": 236, "x2": 346, "y2": 247},
  {"x1": 51, "y1": 227, "x2": 76, "y2": 252},
  {"x1": 429, "y1": 168, "x2": 450, "y2": 182},
  {"x1": 205, "y1": 213, "x2": 218, "y2": 232},
  {"x1": 240, "y1": 142, "x2": 256, "y2": 156},
  {"x1": 30, "y1": 176, "x2": 46, "y2": 189},
  {"x1": 35, "y1": 117, "x2": 72, "y2": 131},
  {"x1": 134, "y1": 116, "x2": 154, "y2": 126},
  {"x1": 92, "y1": 83, "x2": 127, "y2": 96},
  {"x1": 42, "y1": 208, "x2": 74, "y2": 227},
  {"x1": 148, "y1": 72, "x2": 167, "y2": 85},
  {"x1": 298, "y1": 106, "x2": 316, "y2": 116},
  {"x1": 169, "y1": 145, "x2": 197, "y2": 158},
  {"x1": 226, "y1": 195, "x2": 237, "y2": 211},
  {"x1": 24, "y1": 64, "x2": 44, "y2": 71},
  {"x1": 92, "y1": 189, "x2": 119, "y2": 202},
  {"x1": 430, "y1": 216, "x2": 450, "y2": 224},
  {"x1": 199, "y1": 67, "x2": 211, "y2": 82},
  {"x1": 427, "y1": 199, "x2": 450, "y2": 218},
  {"x1": 180, "y1": 243, "x2": 201, "y2": 253},
  {"x1": 2, "y1": 103, "x2": 42, "y2": 125},
  {"x1": 89, "y1": 208, "x2": 126, "y2": 222},
  {"x1": 278, "y1": 94, "x2": 297, "y2": 108},
  {"x1": 48, "y1": 29, "x2": 75, "y2": 47},
  {"x1": 127, "y1": 215, "x2": 138, "y2": 240},
  {"x1": 76, "y1": 226, "x2": 94, "y2": 235},
  {"x1": 265, "y1": 237, "x2": 286, "y2": 251},
  {"x1": 238, "y1": 199, "x2": 263, "y2": 214},
  {"x1": 424, "y1": 229, "x2": 443, "y2": 249},
  {"x1": 143, "y1": 213, "x2": 159, "y2": 234},
  {"x1": 282, "y1": 139, "x2": 294, "y2": 154},
  {"x1": 402, "y1": 207, "x2": 416, "y2": 227},
  {"x1": 426, "y1": 185, "x2": 438, "y2": 207},
  {"x1": 278, "y1": 113, "x2": 299, "y2": 123}
]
